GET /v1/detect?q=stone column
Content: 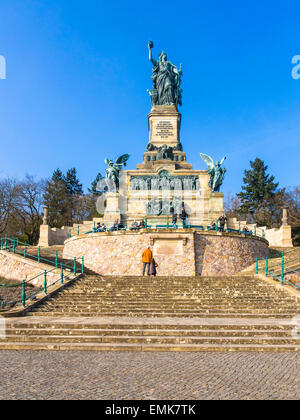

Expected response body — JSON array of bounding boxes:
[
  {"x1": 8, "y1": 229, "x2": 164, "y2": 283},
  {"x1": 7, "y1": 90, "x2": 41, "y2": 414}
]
[
  {"x1": 39, "y1": 206, "x2": 50, "y2": 246},
  {"x1": 281, "y1": 207, "x2": 288, "y2": 226},
  {"x1": 42, "y1": 206, "x2": 49, "y2": 225},
  {"x1": 280, "y1": 207, "x2": 293, "y2": 247}
]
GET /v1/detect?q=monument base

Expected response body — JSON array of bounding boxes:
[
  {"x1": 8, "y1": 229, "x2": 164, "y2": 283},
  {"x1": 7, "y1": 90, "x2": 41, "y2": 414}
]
[
  {"x1": 208, "y1": 192, "x2": 224, "y2": 222},
  {"x1": 63, "y1": 229, "x2": 269, "y2": 277},
  {"x1": 148, "y1": 105, "x2": 181, "y2": 148}
]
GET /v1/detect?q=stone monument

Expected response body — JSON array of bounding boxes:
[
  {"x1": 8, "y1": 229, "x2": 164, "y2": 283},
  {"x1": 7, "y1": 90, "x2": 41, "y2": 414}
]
[
  {"x1": 102, "y1": 41, "x2": 226, "y2": 226},
  {"x1": 39, "y1": 41, "x2": 293, "y2": 255}
]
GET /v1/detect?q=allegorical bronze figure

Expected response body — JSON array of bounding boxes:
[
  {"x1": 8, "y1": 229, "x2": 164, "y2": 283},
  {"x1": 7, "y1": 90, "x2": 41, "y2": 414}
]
[
  {"x1": 147, "y1": 41, "x2": 183, "y2": 107},
  {"x1": 104, "y1": 154, "x2": 130, "y2": 191},
  {"x1": 200, "y1": 153, "x2": 227, "y2": 192}
]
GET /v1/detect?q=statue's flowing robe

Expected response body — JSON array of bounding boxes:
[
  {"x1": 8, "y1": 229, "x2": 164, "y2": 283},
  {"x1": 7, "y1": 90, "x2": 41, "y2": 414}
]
[
  {"x1": 208, "y1": 168, "x2": 215, "y2": 190},
  {"x1": 211, "y1": 167, "x2": 225, "y2": 192},
  {"x1": 106, "y1": 167, "x2": 119, "y2": 190},
  {"x1": 152, "y1": 61, "x2": 176, "y2": 105}
]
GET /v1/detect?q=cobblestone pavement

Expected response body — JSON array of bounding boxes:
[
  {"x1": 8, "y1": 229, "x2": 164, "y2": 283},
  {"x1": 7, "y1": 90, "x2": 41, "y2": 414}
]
[{"x1": 0, "y1": 351, "x2": 299, "y2": 400}]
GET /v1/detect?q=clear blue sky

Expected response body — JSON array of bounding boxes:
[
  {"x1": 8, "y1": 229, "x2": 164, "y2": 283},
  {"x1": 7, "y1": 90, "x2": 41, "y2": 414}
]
[{"x1": 0, "y1": 0, "x2": 299, "y2": 194}]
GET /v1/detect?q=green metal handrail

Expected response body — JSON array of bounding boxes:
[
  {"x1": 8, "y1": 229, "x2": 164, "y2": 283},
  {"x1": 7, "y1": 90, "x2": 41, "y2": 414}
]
[
  {"x1": 256, "y1": 247, "x2": 300, "y2": 291},
  {"x1": 76, "y1": 218, "x2": 268, "y2": 237},
  {"x1": 0, "y1": 236, "x2": 86, "y2": 309},
  {"x1": 64, "y1": 217, "x2": 269, "y2": 241},
  {"x1": 0, "y1": 237, "x2": 84, "y2": 272},
  {"x1": 0, "y1": 260, "x2": 84, "y2": 310}
]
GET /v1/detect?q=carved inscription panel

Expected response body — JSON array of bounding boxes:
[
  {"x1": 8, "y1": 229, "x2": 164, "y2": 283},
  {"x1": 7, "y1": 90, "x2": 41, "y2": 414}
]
[{"x1": 151, "y1": 117, "x2": 178, "y2": 143}]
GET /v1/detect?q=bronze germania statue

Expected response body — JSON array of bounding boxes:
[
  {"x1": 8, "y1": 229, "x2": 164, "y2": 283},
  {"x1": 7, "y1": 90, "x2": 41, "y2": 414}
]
[{"x1": 147, "y1": 41, "x2": 183, "y2": 107}]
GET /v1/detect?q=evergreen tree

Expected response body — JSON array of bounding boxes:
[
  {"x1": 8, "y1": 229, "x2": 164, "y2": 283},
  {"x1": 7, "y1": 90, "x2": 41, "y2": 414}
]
[
  {"x1": 43, "y1": 169, "x2": 69, "y2": 227},
  {"x1": 65, "y1": 168, "x2": 83, "y2": 224},
  {"x1": 237, "y1": 158, "x2": 279, "y2": 226},
  {"x1": 43, "y1": 168, "x2": 106, "y2": 227},
  {"x1": 65, "y1": 168, "x2": 83, "y2": 196},
  {"x1": 88, "y1": 173, "x2": 103, "y2": 196}
]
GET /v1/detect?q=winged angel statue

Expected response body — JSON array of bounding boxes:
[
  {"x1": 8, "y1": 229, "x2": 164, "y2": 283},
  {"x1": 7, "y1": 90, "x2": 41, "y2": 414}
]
[
  {"x1": 200, "y1": 153, "x2": 227, "y2": 192},
  {"x1": 104, "y1": 154, "x2": 130, "y2": 191}
]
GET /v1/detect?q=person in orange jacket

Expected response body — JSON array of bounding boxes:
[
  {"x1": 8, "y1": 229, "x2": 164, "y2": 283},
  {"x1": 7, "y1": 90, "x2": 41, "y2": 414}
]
[{"x1": 142, "y1": 246, "x2": 152, "y2": 276}]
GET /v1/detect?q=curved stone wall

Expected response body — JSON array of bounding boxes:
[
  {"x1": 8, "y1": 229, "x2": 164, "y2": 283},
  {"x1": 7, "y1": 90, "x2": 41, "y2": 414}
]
[
  {"x1": 194, "y1": 233, "x2": 269, "y2": 276},
  {"x1": 63, "y1": 230, "x2": 269, "y2": 277}
]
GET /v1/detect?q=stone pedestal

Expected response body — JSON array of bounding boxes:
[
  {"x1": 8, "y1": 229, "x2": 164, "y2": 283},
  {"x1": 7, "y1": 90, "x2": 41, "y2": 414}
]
[
  {"x1": 148, "y1": 105, "x2": 181, "y2": 148},
  {"x1": 38, "y1": 225, "x2": 51, "y2": 247},
  {"x1": 103, "y1": 192, "x2": 121, "y2": 224},
  {"x1": 208, "y1": 192, "x2": 224, "y2": 221},
  {"x1": 139, "y1": 105, "x2": 188, "y2": 168},
  {"x1": 280, "y1": 225, "x2": 293, "y2": 247}
]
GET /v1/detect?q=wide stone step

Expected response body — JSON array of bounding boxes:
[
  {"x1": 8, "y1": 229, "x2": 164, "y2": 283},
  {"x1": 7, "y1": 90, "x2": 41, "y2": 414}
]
[
  {"x1": 7, "y1": 322, "x2": 294, "y2": 331},
  {"x1": 32, "y1": 305, "x2": 299, "y2": 312},
  {"x1": 62, "y1": 286, "x2": 291, "y2": 291},
  {"x1": 37, "y1": 306, "x2": 298, "y2": 313},
  {"x1": 57, "y1": 296, "x2": 290, "y2": 301},
  {"x1": 49, "y1": 301, "x2": 297, "y2": 307},
  {"x1": 94, "y1": 279, "x2": 276, "y2": 282},
  {"x1": 43, "y1": 293, "x2": 296, "y2": 299},
  {"x1": 5, "y1": 328, "x2": 296, "y2": 338},
  {"x1": 33, "y1": 305, "x2": 298, "y2": 312},
  {"x1": 2, "y1": 334, "x2": 300, "y2": 346},
  {"x1": 0, "y1": 342, "x2": 299, "y2": 352},
  {"x1": 27, "y1": 311, "x2": 297, "y2": 318},
  {"x1": 8, "y1": 273, "x2": 298, "y2": 354},
  {"x1": 63, "y1": 284, "x2": 276, "y2": 288},
  {"x1": 52, "y1": 294, "x2": 296, "y2": 300},
  {"x1": 60, "y1": 286, "x2": 279, "y2": 290}
]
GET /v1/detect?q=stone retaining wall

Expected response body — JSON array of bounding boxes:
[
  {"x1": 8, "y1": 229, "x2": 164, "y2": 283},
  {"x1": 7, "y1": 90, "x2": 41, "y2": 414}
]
[
  {"x1": 63, "y1": 230, "x2": 269, "y2": 277},
  {"x1": 0, "y1": 250, "x2": 60, "y2": 286},
  {"x1": 194, "y1": 233, "x2": 269, "y2": 276},
  {"x1": 39, "y1": 225, "x2": 70, "y2": 247}
]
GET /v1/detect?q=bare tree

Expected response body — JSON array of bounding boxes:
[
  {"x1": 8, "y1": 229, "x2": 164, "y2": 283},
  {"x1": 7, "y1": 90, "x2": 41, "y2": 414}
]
[
  {"x1": 224, "y1": 193, "x2": 242, "y2": 219},
  {"x1": 286, "y1": 186, "x2": 300, "y2": 226},
  {"x1": 0, "y1": 178, "x2": 20, "y2": 234},
  {"x1": 10, "y1": 176, "x2": 45, "y2": 244}
]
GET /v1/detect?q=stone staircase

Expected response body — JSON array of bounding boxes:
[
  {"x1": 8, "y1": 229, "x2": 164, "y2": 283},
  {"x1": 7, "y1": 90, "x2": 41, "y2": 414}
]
[{"x1": 1, "y1": 275, "x2": 299, "y2": 351}]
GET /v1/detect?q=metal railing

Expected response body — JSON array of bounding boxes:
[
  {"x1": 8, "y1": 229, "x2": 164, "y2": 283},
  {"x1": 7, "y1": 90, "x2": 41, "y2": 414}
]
[
  {"x1": 70, "y1": 218, "x2": 266, "y2": 239},
  {"x1": 0, "y1": 236, "x2": 84, "y2": 273},
  {"x1": 256, "y1": 247, "x2": 300, "y2": 290},
  {"x1": 0, "y1": 261, "x2": 84, "y2": 310},
  {"x1": 0, "y1": 236, "x2": 86, "y2": 309},
  {"x1": 68, "y1": 221, "x2": 99, "y2": 237}
]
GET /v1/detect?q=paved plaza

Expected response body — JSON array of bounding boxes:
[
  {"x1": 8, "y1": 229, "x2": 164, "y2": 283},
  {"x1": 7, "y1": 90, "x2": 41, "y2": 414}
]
[{"x1": 0, "y1": 351, "x2": 299, "y2": 400}]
